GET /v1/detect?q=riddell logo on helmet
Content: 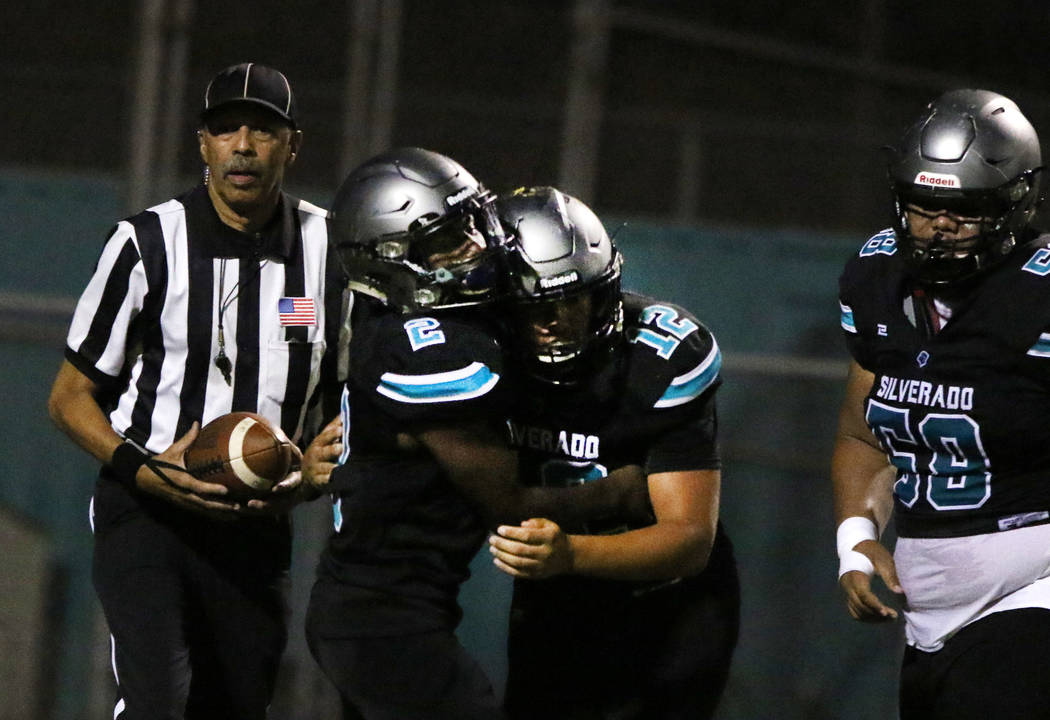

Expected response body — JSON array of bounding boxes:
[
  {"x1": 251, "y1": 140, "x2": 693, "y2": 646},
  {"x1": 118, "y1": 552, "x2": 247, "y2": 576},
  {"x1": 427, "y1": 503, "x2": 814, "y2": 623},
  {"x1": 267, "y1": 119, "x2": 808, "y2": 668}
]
[
  {"x1": 914, "y1": 172, "x2": 961, "y2": 188},
  {"x1": 445, "y1": 187, "x2": 474, "y2": 207},
  {"x1": 539, "y1": 271, "x2": 579, "y2": 289}
]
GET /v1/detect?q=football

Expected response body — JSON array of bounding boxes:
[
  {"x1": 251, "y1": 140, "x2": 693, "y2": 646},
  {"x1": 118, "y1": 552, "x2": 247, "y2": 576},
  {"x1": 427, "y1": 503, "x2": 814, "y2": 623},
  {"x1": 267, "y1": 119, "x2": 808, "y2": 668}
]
[{"x1": 184, "y1": 411, "x2": 295, "y2": 501}]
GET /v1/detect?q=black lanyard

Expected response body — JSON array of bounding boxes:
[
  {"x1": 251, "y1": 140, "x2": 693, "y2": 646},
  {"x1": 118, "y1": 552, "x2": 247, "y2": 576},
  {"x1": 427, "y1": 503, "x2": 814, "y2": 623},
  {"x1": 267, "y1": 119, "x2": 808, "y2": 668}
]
[{"x1": 213, "y1": 257, "x2": 268, "y2": 385}]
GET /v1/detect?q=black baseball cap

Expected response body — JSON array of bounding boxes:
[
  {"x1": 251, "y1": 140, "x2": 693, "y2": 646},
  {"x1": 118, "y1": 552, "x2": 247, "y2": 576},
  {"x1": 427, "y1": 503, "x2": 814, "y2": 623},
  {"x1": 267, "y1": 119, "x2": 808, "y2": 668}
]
[{"x1": 201, "y1": 63, "x2": 297, "y2": 129}]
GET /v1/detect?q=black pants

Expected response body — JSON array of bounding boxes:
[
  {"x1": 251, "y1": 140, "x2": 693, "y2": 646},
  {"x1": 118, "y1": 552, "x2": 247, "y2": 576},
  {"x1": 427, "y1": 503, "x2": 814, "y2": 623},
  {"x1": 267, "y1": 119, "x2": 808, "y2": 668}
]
[
  {"x1": 91, "y1": 478, "x2": 290, "y2": 720},
  {"x1": 305, "y1": 592, "x2": 504, "y2": 720},
  {"x1": 900, "y1": 607, "x2": 1050, "y2": 720},
  {"x1": 504, "y1": 527, "x2": 740, "y2": 720}
]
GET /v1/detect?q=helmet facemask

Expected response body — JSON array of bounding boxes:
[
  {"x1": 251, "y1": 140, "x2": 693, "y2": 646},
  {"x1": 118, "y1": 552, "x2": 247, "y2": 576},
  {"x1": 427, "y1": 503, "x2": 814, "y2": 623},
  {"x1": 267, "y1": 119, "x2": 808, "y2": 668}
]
[
  {"x1": 407, "y1": 199, "x2": 507, "y2": 304},
  {"x1": 511, "y1": 274, "x2": 623, "y2": 383},
  {"x1": 497, "y1": 185, "x2": 624, "y2": 385},
  {"x1": 892, "y1": 170, "x2": 1041, "y2": 287}
]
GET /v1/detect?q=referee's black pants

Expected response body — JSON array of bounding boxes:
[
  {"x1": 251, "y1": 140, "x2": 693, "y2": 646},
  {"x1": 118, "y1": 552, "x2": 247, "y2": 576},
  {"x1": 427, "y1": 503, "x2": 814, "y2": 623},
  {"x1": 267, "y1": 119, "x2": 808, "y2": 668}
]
[{"x1": 91, "y1": 477, "x2": 290, "y2": 720}]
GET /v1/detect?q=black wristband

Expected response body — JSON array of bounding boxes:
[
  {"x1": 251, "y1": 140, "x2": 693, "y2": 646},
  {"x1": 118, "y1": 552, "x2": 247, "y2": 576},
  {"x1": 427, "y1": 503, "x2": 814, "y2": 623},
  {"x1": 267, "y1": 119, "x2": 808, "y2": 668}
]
[{"x1": 110, "y1": 442, "x2": 148, "y2": 488}]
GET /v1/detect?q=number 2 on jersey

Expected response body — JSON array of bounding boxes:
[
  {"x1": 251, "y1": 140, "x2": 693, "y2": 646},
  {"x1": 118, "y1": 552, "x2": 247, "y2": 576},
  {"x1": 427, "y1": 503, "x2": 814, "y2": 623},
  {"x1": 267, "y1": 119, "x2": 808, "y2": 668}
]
[{"x1": 404, "y1": 317, "x2": 445, "y2": 351}]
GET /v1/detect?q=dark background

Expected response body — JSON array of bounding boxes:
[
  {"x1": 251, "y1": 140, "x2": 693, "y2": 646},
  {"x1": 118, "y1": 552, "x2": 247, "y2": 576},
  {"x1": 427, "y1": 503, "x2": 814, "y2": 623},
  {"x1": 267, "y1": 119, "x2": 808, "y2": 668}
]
[
  {"x1": 1, "y1": 2, "x2": 1046, "y2": 718},
  {"x1": 7, "y1": 1, "x2": 1050, "y2": 229}
]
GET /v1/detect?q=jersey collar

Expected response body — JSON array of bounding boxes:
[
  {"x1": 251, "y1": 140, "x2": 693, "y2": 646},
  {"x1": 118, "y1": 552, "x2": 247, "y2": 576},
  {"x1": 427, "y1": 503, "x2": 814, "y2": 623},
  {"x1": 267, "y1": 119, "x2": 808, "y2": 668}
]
[{"x1": 184, "y1": 184, "x2": 297, "y2": 261}]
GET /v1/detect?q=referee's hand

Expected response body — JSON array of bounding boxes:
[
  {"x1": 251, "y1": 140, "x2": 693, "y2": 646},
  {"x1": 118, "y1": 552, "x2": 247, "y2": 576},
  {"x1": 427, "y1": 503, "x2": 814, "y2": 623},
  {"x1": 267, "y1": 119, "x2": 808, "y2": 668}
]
[
  {"x1": 136, "y1": 423, "x2": 242, "y2": 519},
  {"x1": 244, "y1": 443, "x2": 310, "y2": 515}
]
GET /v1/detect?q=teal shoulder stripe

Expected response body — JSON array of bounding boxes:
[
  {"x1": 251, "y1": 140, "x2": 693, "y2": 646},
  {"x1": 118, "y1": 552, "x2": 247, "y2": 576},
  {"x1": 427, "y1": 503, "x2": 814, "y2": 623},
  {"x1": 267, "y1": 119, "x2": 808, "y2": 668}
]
[
  {"x1": 655, "y1": 342, "x2": 721, "y2": 408},
  {"x1": 840, "y1": 301, "x2": 857, "y2": 334},
  {"x1": 1027, "y1": 332, "x2": 1050, "y2": 358},
  {"x1": 377, "y1": 361, "x2": 500, "y2": 404}
]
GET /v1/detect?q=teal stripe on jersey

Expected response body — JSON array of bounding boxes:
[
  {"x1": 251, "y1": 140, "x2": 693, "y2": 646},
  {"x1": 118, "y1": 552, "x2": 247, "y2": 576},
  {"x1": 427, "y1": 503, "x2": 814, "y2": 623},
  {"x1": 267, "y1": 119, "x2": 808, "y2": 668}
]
[
  {"x1": 1027, "y1": 333, "x2": 1050, "y2": 358},
  {"x1": 655, "y1": 341, "x2": 722, "y2": 408},
  {"x1": 338, "y1": 384, "x2": 351, "y2": 465},
  {"x1": 377, "y1": 361, "x2": 500, "y2": 403},
  {"x1": 840, "y1": 301, "x2": 857, "y2": 334}
]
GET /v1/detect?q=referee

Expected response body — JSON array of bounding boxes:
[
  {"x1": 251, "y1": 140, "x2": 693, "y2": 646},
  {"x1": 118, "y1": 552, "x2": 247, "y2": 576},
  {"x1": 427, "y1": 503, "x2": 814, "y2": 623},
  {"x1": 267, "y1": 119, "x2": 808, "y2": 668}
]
[{"x1": 48, "y1": 63, "x2": 344, "y2": 719}]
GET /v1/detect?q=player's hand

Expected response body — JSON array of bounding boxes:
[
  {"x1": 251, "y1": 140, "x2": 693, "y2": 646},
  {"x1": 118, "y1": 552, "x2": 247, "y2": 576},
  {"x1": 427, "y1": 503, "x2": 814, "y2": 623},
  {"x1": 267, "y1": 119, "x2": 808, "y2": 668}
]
[
  {"x1": 135, "y1": 423, "x2": 241, "y2": 518},
  {"x1": 246, "y1": 418, "x2": 341, "y2": 513},
  {"x1": 839, "y1": 539, "x2": 903, "y2": 622},
  {"x1": 243, "y1": 472, "x2": 304, "y2": 515},
  {"x1": 489, "y1": 518, "x2": 574, "y2": 579},
  {"x1": 240, "y1": 441, "x2": 305, "y2": 513},
  {"x1": 301, "y1": 416, "x2": 344, "y2": 497}
]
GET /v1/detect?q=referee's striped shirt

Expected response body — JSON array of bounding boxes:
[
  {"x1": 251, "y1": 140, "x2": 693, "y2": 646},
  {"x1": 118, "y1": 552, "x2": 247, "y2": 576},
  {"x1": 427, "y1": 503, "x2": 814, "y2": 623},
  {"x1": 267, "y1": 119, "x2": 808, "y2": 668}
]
[{"x1": 65, "y1": 184, "x2": 339, "y2": 453}]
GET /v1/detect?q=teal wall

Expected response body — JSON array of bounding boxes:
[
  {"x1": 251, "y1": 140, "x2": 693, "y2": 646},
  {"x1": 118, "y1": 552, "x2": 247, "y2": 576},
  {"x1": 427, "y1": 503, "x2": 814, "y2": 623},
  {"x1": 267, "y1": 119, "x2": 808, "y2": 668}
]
[
  {"x1": 1, "y1": 170, "x2": 126, "y2": 719},
  {"x1": 2, "y1": 169, "x2": 902, "y2": 719}
]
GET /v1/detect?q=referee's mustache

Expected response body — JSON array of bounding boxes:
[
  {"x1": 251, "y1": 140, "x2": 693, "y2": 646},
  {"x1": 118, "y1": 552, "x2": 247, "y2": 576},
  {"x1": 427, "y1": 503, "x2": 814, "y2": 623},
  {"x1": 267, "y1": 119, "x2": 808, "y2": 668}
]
[{"x1": 222, "y1": 158, "x2": 261, "y2": 176}]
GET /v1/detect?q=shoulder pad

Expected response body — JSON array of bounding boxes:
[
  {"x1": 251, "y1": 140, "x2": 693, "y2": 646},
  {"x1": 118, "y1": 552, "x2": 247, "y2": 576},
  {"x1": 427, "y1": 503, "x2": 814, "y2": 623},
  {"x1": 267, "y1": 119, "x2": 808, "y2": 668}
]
[
  {"x1": 624, "y1": 296, "x2": 721, "y2": 409},
  {"x1": 837, "y1": 229, "x2": 911, "y2": 369},
  {"x1": 975, "y1": 236, "x2": 1050, "y2": 354},
  {"x1": 840, "y1": 229, "x2": 901, "y2": 294},
  {"x1": 855, "y1": 228, "x2": 898, "y2": 259},
  {"x1": 352, "y1": 312, "x2": 504, "y2": 406},
  {"x1": 1012, "y1": 235, "x2": 1050, "y2": 279},
  {"x1": 838, "y1": 230, "x2": 908, "y2": 314}
]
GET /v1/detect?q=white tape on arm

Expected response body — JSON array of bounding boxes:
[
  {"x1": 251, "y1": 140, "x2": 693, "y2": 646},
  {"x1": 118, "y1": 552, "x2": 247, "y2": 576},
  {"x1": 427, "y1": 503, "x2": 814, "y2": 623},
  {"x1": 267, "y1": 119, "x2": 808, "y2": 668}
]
[{"x1": 836, "y1": 516, "x2": 878, "y2": 579}]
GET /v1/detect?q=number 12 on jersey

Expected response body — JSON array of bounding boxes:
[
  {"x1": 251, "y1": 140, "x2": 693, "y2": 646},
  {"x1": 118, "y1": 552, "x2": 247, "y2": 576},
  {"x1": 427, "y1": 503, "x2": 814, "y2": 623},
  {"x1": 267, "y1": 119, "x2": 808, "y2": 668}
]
[{"x1": 633, "y1": 305, "x2": 698, "y2": 359}]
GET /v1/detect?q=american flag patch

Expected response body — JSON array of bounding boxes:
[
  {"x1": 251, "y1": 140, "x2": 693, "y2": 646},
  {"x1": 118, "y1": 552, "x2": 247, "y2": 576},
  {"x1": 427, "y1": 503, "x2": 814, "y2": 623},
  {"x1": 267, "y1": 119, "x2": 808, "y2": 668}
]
[{"x1": 278, "y1": 297, "x2": 317, "y2": 326}]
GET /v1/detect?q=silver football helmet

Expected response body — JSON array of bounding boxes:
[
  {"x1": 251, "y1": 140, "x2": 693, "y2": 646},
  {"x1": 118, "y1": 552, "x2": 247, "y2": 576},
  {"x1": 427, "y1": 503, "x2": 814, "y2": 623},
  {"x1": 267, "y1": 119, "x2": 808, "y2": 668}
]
[
  {"x1": 330, "y1": 147, "x2": 507, "y2": 311},
  {"x1": 888, "y1": 89, "x2": 1044, "y2": 286},
  {"x1": 499, "y1": 186, "x2": 623, "y2": 384}
]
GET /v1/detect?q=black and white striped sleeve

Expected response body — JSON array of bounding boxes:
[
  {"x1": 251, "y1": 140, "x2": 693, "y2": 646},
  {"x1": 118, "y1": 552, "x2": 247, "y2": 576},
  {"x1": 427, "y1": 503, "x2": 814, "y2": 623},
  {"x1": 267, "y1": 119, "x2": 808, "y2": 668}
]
[{"x1": 65, "y1": 221, "x2": 148, "y2": 384}]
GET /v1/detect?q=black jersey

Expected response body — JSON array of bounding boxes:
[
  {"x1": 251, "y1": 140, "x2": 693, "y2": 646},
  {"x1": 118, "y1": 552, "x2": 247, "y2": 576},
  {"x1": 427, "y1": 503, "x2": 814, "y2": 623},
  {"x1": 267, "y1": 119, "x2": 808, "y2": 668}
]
[
  {"x1": 503, "y1": 292, "x2": 738, "y2": 717},
  {"x1": 315, "y1": 304, "x2": 508, "y2": 636},
  {"x1": 506, "y1": 291, "x2": 725, "y2": 604},
  {"x1": 507, "y1": 292, "x2": 722, "y2": 529},
  {"x1": 839, "y1": 229, "x2": 1050, "y2": 538}
]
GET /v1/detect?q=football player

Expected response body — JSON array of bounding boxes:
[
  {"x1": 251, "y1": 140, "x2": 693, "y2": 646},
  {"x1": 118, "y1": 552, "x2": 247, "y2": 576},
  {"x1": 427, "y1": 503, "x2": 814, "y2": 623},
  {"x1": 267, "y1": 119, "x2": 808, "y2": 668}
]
[
  {"x1": 304, "y1": 149, "x2": 651, "y2": 720},
  {"x1": 487, "y1": 187, "x2": 740, "y2": 719},
  {"x1": 833, "y1": 89, "x2": 1050, "y2": 718}
]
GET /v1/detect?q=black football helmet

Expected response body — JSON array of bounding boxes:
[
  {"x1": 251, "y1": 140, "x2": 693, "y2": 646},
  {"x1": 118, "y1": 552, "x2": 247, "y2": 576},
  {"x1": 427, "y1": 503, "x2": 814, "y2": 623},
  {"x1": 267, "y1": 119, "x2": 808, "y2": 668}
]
[
  {"x1": 330, "y1": 147, "x2": 507, "y2": 311},
  {"x1": 887, "y1": 88, "x2": 1044, "y2": 286},
  {"x1": 499, "y1": 186, "x2": 623, "y2": 384}
]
